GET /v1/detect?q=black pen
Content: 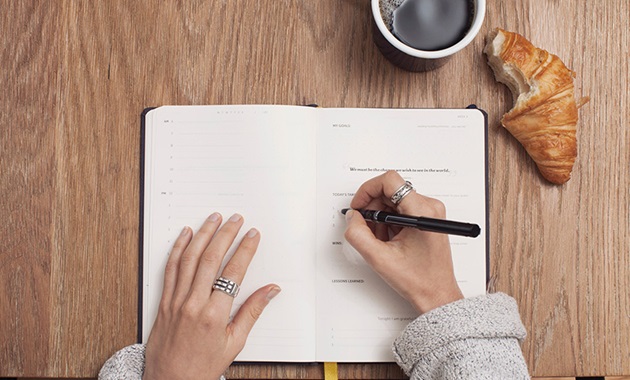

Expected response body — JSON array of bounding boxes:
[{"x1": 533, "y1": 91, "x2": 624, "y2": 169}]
[{"x1": 341, "y1": 208, "x2": 481, "y2": 238}]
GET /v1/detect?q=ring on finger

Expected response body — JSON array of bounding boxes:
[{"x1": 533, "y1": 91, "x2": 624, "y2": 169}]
[
  {"x1": 390, "y1": 181, "x2": 414, "y2": 205},
  {"x1": 212, "y1": 276, "x2": 240, "y2": 297}
]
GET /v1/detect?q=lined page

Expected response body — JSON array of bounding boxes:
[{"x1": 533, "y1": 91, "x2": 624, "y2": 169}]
[
  {"x1": 315, "y1": 108, "x2": 487, "y2": 362},
  {"x1": 143, "y1": 105, "x2": 319, "y2": 361}
]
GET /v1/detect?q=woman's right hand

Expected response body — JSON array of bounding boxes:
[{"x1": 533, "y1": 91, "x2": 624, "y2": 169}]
[{"x1": 344, "y1": 171, "x2": 464, "y2": 314}]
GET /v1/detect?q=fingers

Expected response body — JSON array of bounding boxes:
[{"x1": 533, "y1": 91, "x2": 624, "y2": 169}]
[
  {"x1": 350, "y1": 171, "x2": 419, "y2": 214},
  {"x1": 153, "y1": 212, "x2": 280, "y2": 367},
  {"x1": 208, "y1": 227, "x2": 261, "y2": 314},
  {"x1": 159, "y1": 226, "x2": 193, "y2": 311},
  {"x1": 188, "y1": 214, "x2": 246, "y2": 302},
  {"x1": 166, "y1": 211, "x2": 266, "y2": 322},
  {"x1": 171, "y1": 212, "x2": 224, "y2": 307},
  {"x1": 344, "y1": 210, "x2": 389, "y2": 266},
  {"x1": 350, "y1": 170, "x2": 445, "y2": 217},
  {"x1": 350, "y1": 170, "x2": 400, "y2": 210},
  {"x1": 229, "y1": 284, "x2": 281, "y2": 348}
]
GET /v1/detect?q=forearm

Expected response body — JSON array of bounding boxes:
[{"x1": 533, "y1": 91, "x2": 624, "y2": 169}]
[
  {"x1": 98, "y1": 344, "x2": 227, "y2": 380},
  {"x1": 393, "y1": 292, "x2": 530, "y2": 380}
]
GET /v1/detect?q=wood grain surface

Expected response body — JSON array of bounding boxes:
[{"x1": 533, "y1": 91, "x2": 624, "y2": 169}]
[{"x1": 1, "y1": 0, "x2": 628, "y2": 378}]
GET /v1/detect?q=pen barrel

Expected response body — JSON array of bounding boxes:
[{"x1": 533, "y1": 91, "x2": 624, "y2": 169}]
[
  {"x1": 413, "y1": 216, "x2": 481, "y2": 238},
  {"x1": 357, "y1": 209, "x2": 481, "y2": 238}
]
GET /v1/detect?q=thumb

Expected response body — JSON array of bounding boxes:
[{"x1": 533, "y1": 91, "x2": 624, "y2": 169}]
[
  {"x1": 230, "y1": 284, "x2": 280, "y2": 344},
  {"x1": 344, "y1": 210, "x2": 388, "y2": 264}
]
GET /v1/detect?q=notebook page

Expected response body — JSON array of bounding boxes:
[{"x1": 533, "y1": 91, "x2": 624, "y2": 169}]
[
  {"x1": 315, "y1": 108, "x2": 487, "y2": 362},
  {"x1": 143, "y1": 105, "x2": 319, "y2": 361}
]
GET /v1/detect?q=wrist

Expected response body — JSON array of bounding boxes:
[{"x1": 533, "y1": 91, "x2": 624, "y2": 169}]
[{"x1": 411, "y1": 286, "x2": 464, "y2": 314}]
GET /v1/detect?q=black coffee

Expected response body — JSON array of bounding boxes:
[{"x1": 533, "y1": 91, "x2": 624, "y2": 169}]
[{"x1": 392, "y1": 0, "x2": 473, "y2": 51}]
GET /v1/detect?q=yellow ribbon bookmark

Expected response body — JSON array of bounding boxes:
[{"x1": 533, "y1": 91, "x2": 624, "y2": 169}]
[{"x1": 324, "y1": 362, "x2": 338, "y2": 380}]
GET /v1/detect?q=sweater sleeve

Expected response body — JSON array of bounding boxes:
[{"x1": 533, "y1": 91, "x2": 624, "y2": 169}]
[
  {"x1": 393, "y1": 292, "x2": 530, "y2": 380},
  {"x1": 98, "y1": 343, "x2": 226, "y2": 380},
  {"x1": 98, "y1": 344, "x2": 146, "y2": 380}
]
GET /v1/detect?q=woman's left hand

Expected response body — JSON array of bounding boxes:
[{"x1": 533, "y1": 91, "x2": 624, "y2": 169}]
[{"x1": 143, "y1": 213, "x2": 281, "y2": 380}]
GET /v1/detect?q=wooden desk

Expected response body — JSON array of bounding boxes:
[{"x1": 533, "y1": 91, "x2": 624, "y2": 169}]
[{"x1": 1, "y1": 1, "x2": 628, "y2": 378}]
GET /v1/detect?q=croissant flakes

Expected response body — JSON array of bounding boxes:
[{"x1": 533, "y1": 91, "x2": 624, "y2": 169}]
[{"x1": 484, "y1": 28, "x2": 587, "y2": 184}]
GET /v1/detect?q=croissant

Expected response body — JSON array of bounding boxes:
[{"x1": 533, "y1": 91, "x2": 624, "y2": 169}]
[{"x1": 484, "y1": 28, "x2": 587, "y2": 185}]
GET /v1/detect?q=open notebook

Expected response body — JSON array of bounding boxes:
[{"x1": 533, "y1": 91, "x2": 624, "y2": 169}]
[{"x1": 140, "y1": 105, "x2": 488, "y2": 362}]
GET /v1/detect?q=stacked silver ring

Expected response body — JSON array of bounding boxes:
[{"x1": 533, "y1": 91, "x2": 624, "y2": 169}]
[
  {"x1": 390, "y1": 181, "x2": 414, "y2": 205},
  {"x1": 212, "y1": 276, "x2": 240, "y2": 297}
]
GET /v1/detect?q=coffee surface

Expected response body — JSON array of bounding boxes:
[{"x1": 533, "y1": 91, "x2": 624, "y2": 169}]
[{"x1": 392, "y1": 0, "x2": 472, "y2": 51}]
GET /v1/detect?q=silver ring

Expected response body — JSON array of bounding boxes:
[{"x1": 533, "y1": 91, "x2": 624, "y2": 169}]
[
  {"x1": 212, "y1": 276, "x2": 240, "y2": 298},
  {"x1": 390, "y1": 181, "x2": 414, "y2": 205}
]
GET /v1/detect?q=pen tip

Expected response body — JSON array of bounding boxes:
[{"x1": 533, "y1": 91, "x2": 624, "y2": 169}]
[{"x1": 340, "y1": 208, "x2": 350, "y2": 215}]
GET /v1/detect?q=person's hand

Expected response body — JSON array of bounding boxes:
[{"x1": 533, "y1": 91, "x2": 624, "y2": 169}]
[
  {"x1": 143, "y1": 213, "x2": 281, "y2": 380},
  {"x1": 344, "y1": 171, "x2": 463, "y2": 314}
]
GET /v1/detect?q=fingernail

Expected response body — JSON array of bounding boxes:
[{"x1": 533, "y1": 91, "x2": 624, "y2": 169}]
[
  {"x1": 246, "y1": 228, "x2": 258, "y2": 238},
  {"x1": 208, "y1": 212, "x2": 220, "y2": 222},
  {"x1": 180, "y1": 226, "x2": 190, "y2": 236},
  {"x1": 229, "y1": 214, "x2": 242, "y2": 223},
  {"x1": 345, "y1": 210, "x2": 354, "y2": 222},
  {"x1": 267, "y1": 286, "x2": 281, "y2": 301}
]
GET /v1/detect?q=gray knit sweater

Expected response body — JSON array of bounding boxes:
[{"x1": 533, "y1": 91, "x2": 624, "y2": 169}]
[
  {"x1": 99, "y1": 292, "x2": 529, "y2": 379},
  {"x1": 394, "y1": 292, "x2": 529, "y2": 379}
]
